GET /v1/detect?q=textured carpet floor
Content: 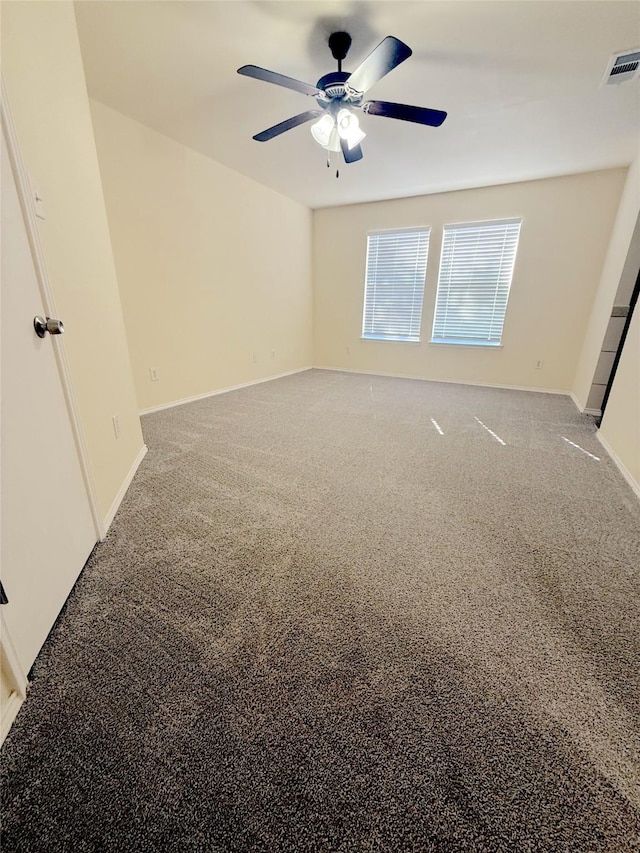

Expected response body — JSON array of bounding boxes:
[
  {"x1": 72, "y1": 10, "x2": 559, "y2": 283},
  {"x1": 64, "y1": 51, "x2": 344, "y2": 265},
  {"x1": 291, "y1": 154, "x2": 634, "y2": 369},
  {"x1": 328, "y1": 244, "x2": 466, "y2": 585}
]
[{"x1": 2, "y1": 369, "x2": 639, "y2": 851}]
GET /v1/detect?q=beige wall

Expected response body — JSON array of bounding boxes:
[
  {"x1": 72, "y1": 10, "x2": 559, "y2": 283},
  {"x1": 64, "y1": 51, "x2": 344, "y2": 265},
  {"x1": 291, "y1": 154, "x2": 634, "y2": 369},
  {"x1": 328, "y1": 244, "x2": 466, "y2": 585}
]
[
  {"x1": 1, "y1": 1, "x2": 144, "y2": 524},
  {"x1": 89, "y1": 100, "x2": 313, "y2": 412},
  {"x1": 599, "y1": 306, "x2": 640, "y2": 495},
  {"x1": 572, "y1": 155, "x2": 640, "y2": 409},
  {"x1": 313, "y1": 170, "x2": 626, "y2": 392}
]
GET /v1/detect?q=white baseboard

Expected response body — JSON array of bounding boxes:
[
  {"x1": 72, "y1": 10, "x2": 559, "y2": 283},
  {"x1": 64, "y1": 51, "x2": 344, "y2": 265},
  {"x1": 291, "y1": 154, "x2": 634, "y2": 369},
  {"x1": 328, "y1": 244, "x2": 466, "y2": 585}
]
[
  {"x1": 596, "y1": 432, "x2": 640, "y2": 501},
  {"x1": 1, "y1": 691, "x2": 24, "y2": 747},
  {"x1": 1, "y1": 613, "x2": 28, "y2": 746},
  {"x1": 101, "y1": 443, "x2": 148, "y2": 538},
  {"x1": 313, "y1": 366, "x2": 570, "y2": 396},
  {"x1": 139, "y1": 367, "x2": 313, "y2": 416},
  {"x1": 569, "y1": 392, "x2": 601, "y2": 417},
  {"x1": 569, "y1": 392, "x2": 583, "y2": 412}
]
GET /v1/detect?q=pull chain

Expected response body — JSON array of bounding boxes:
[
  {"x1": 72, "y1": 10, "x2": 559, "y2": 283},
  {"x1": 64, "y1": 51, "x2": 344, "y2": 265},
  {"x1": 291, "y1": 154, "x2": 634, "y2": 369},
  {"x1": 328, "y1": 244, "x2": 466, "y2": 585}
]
[{"x1": 323, "y1": 151, "x2": 340, "y2": 178}]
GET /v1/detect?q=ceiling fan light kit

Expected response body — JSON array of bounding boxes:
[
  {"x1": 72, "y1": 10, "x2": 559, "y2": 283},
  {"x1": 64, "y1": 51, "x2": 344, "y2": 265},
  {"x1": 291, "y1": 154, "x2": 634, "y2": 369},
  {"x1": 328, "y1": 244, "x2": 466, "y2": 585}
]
[
  {"x1": 238, "y1": 31, "x2": 447, "y2": 169},
  {"x1": 311, "y1": 108, "x2": 365, "y2": 153}
]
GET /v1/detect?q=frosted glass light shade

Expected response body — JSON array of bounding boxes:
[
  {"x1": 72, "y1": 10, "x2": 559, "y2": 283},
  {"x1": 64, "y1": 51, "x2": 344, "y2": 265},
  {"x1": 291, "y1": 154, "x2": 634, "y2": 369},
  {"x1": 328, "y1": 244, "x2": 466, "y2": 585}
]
[
  {"x1": 336, "y1": 108, "x2": 366, "y2": 149},
  {"x1": 310, "y1": 114, "x2": 335, "y2": 147},
  {"x1": 311, "y1": 114, "x2": 342, "y2": 152}
]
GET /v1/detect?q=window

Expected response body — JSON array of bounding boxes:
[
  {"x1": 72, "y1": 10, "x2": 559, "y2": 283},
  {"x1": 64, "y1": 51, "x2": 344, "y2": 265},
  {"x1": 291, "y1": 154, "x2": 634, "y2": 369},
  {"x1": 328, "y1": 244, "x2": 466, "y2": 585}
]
[
  {"x1": 431, "y1": 219, "x2": 521, "y2": 346},
  {"x1": 362, "y1": 229, "x2": 430, "y2": 342}
]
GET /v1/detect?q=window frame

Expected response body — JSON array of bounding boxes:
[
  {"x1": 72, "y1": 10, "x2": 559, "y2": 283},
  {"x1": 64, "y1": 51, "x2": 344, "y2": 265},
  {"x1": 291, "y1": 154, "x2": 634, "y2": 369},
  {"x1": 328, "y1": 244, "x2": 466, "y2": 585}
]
[
  {"x1": 430, "y1": 217, "x2": 522, "y2": 348},
  {"x1": 361, "y1": 227, "x2": 431, "y2": 344}
]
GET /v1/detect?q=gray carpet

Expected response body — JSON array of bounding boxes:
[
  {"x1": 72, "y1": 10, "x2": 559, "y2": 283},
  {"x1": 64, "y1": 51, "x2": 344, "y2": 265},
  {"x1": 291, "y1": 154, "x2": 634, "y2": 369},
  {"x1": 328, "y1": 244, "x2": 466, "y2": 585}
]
[{"x1": 2, "y1": 369, "x2": 639, "y2": 852}]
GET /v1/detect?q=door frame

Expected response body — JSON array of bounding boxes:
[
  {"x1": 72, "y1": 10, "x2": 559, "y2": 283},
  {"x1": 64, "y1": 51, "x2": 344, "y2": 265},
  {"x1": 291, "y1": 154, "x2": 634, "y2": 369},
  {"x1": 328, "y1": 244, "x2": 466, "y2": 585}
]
[
  {"x1": 599, "y1": 265, "x2": 640, "y2": 421},
  {"x1": 1, "y1": 79, "x2": 102, "y2": 739}
]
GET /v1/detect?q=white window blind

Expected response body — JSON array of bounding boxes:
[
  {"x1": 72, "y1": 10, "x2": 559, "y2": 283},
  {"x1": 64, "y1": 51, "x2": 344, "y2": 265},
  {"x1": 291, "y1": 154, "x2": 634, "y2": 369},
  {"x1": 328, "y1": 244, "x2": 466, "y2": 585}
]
[
  {"x1": 362, "y1": 229, "x2": 430, "y2": 342},
  {"x1": 431, "y1": 219, "x2": 521, "y2": 346}
]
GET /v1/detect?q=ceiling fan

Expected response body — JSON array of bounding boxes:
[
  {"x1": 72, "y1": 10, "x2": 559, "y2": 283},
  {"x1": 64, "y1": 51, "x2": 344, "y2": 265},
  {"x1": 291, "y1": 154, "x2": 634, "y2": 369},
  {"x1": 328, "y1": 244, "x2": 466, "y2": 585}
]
[{"x1": 238, "y1": 32, "x2": 447, "y2": 167}]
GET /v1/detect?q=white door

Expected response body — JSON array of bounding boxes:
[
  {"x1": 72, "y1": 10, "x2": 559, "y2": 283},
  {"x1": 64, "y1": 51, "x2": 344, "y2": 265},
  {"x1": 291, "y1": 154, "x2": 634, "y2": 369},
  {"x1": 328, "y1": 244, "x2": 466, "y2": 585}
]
[{"x1": 1, "y1": 118, "x2": 97, "y2": 676}]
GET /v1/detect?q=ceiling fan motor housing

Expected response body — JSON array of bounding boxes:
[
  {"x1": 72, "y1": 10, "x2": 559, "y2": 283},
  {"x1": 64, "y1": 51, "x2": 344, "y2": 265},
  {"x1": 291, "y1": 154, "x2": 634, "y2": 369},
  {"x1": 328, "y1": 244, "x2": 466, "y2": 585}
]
[
  {"x1": 315, "y1": 71, "x2": 349, "y2": 104},
  {"x1": 315, "y1": 71, "x2": 363, "y2": 108}
]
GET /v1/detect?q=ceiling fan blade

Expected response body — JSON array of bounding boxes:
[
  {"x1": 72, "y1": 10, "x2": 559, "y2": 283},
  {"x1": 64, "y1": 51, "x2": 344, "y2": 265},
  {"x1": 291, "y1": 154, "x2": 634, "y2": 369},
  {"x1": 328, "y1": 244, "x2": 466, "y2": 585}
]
[
  {"x1": 345, "y1": 36, "x2": 412, "y2": 96},
  {"x1": 238, "y1": 65, "x2": 325, "y2": 99},
  {"x1": 363, "y1": 100, "x2": 447, "y2": 127},
  {"x1": 253, "y1": 110, "x2": 324, "y2": 142},
  {"x1": 340, "y1": 137, "x2": 363, "y2": 163}
]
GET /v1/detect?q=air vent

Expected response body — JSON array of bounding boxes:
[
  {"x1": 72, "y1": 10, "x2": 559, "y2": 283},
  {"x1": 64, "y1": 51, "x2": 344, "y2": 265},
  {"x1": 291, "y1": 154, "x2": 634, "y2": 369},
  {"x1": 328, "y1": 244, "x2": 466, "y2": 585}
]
[{"x1": 602, "y1": 49, "x2": 640, "y2": 86}]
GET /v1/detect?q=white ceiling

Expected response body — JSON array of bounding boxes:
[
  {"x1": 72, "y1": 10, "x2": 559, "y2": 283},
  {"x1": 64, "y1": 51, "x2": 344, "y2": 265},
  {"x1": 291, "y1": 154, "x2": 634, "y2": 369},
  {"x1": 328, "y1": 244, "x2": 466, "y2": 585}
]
[{"x1": 74, "y1": 0, "x2": 640, "y2": 209}]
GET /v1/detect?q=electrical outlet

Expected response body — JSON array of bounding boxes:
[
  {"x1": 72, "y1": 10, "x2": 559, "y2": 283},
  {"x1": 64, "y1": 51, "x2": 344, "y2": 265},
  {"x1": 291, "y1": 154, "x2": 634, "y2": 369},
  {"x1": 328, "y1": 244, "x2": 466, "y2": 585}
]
[
  {"x1": 112, "y1": 415, "x2": 120, "y2": 439},
  {"x1": 346, "y1": 345, "x2": 351, "y2": 355},
  {"x1": 271, "y1": 350, "x2": 276, "y2": 360},
  {"x1": 252, "y1": 352, "x2": 257, "y2": 363},
  {"x1": 149, "y1": 367, "x2": 159, "y2": 381},
  {"x1": 535, "y1": 360, "x2": 544, "y2": 369}
]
